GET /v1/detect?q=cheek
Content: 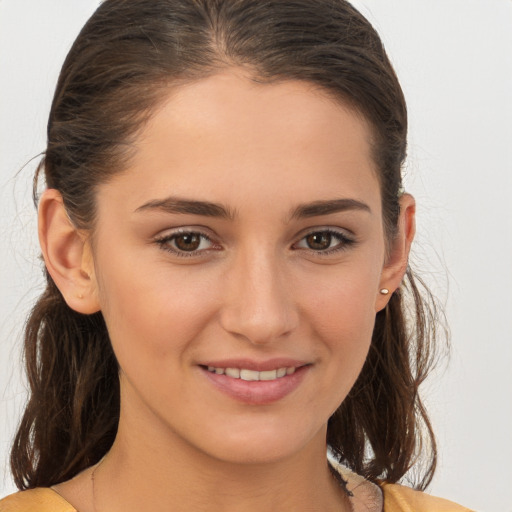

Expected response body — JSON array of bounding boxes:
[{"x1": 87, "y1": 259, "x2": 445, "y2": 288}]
[
  {"x1": 300, "y1": 260, "x2": 381, "y2": 401},
  {"x1": 304, "y1": 253, "x2": 381, "y2": 337},
  {"x1": 94, "y1": 251, "x2": 218, "y2": 365},
  {"x1": 315, "y1": 283, "x2": 376, "y2": 364}
]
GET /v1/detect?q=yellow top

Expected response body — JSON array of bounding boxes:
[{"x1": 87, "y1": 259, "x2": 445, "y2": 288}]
[
  {"x1": 0, "y1": 484, "x2": 474, "y2": 511},
  {"x1": 0, "y1": 488, "x2": 75, "y2": 512},
  {"x1": 381, "y1": 483, "x2": 474, "y2": 511}
]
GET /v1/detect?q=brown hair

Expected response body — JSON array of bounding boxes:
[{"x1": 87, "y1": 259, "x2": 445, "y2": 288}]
[{"x1": 11, "y1": 0, "x2": 443, "y2": 491}]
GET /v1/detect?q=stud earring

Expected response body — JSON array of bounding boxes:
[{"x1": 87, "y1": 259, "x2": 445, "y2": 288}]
[{"x1": 380, "y1": 288, "x2": 390, "y2": 295}]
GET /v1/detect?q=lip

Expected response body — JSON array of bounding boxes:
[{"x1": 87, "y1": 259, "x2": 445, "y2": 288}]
[{"x1": 199, "y1": 358, "x2": 311, "y2": 405}]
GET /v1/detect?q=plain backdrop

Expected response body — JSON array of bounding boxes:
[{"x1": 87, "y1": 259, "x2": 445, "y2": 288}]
[{"x1": 1, "y1": 1, "x2": 511, "y2": 511}]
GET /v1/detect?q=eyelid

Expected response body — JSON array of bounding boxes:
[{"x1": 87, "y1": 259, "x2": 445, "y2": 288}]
[
  {"x1": 296, "y1": 224, "x2": 355, "y2": 237},
  {"x1": 152, "y1": 225, "x2": 356, "y2": 258},
  {"x1": 292, "y1": 227, "x2": 356, "y2": 254},
  {"x1": 154, "y1": 227, "x2": 221, "y2": 257}
]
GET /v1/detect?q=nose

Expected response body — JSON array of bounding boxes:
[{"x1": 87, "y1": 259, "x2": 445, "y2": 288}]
[{"x1": 219, "y1": 247, "x2": 299, "y2": 345}]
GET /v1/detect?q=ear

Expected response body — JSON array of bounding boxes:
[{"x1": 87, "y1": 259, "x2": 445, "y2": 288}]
[
  {"x1": 38, "y1": 189, "x2": 101, "y2": 314},
  {"x1": 375, "y1": 193, "x2": 416, "y2": 312}
]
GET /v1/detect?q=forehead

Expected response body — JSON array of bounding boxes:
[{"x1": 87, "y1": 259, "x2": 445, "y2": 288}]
[{"x1": 101, "y1": 71, "x2": 381, "y2": 216}]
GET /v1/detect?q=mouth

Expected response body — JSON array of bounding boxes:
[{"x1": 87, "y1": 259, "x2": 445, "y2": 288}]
[
  {"x1": 199, "y1": 361, "x2": 310, "y2": 405},
  {"x1": 204, "y1": 366, "x2": 297, "y2": 381}
]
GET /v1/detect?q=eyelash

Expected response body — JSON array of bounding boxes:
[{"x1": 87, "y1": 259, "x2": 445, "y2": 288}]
[
  {"x1": 154, "y1": 228, "x2": 355, "y2": 258},
  {"x1": 292, "y1": 228, "x2": 356, "y2": 256},
  {"x1": 154, "y1": 229, "x2": 217, "y2": 258}
]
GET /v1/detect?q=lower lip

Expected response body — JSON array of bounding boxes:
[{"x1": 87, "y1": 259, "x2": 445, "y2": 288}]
[{"x1": 201, "y1": 366, "x2": 310, "y2": 405}]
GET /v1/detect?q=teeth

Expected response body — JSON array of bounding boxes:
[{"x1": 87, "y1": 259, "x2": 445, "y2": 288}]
[
  {"x1": 206, "y1": 366, "x2": 296, "y2": 381},
  {"x1": 240, "y1": 369, "x2": 260, "y2": 381},
  {"x1": 277, "y1": 367, "x2": 287, "y2": 378},
  {"x1": 259, "y1": 370, "x2": 277, "y2": 381},
  {"x1": 225, "y1": 367, "x2": 240, "y2": 378}
]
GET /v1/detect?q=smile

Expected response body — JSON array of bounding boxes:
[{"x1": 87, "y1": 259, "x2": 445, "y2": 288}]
[
  {"x1": 202, "y1": 363, "x2": 309, "y2": 404},
  {"x1": 206, "y1": 366, "x2": 297, "y2": 381}
]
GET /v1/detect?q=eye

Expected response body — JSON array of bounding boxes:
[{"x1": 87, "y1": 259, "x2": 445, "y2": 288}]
[
  {"x1": 294, "y1": 229, "x2": 354, "y2": 254},
  {"x1": 155, "y1": 230, "x2": 216, "y2": 256}
]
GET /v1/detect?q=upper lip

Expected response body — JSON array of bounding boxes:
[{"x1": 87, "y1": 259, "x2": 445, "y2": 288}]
[{"x1": 199, "y1": 358, "x2": 310, "y2": 372}]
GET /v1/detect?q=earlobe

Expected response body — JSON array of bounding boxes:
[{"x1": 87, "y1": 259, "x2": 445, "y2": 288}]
[
  {"x1": 38, "y1": 189, "x2": 100, "y2": 314},
  {"x1": 375, "y1": 193, "x2": 416, "y2": 312}
]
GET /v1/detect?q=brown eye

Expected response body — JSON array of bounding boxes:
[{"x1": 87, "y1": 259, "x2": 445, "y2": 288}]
[
  {"x1": 305, "y1": 232, "x2": 332, "y2": 251},
  {"x1": 156, "y1": 231, "x2": 214, "y2": 256},
  {"x1": 173, "y1": 233, "x2": 202, "y2": 251},
  {"x1": 294, "y1": 229, "x2": 354, "y2": 254}
]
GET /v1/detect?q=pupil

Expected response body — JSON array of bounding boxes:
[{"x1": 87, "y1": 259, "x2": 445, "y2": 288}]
[
  {"x1": 175, "y1": 234, "x2": 200, "y2": 251},
  {"x1": 307, "y1": 232, "x2": 331, "y2": 250}
]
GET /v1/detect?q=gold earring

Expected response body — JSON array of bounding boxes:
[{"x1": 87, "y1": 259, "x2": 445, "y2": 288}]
[{"x1": 380, "y1": 288, "x2": 390, "y2": 295}]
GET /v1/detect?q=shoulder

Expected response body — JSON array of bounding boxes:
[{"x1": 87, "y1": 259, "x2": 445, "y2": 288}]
[
  {"x1": 381, "y1": 483, "x2": 475, "y2": 512},
  {"x1": 0, "y1": 488, "x2": 77, "y2": 512}
]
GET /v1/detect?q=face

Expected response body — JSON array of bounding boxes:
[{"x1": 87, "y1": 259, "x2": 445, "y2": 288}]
[{"x1": 87, "y1": 71, "x2": 395, "y2": 465}]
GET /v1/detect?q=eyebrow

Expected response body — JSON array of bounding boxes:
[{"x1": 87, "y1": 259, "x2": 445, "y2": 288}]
[
  {"x1": 135, "y1": 196, "x2": 370, "y2": 220},
  {"x1": 290, "y1": 198, "x2": 371, "y2": 219},
  {"x1": 135, "y1": 197, "x2": 236, "y2": 220}
]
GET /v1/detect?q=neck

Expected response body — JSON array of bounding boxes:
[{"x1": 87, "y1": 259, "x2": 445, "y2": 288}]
[{"x1": 94, "y1": 417, "x2": 350, "y2": 512}]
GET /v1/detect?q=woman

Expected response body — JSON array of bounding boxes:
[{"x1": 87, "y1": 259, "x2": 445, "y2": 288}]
[{"x1": 0, "y1": 1, "x2": 472, "y2": 510}]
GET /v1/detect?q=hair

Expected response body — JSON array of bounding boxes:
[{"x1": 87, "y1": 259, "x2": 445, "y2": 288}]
[{"x1": 11, "y1": 0, "x2": 443, "y2": 492}]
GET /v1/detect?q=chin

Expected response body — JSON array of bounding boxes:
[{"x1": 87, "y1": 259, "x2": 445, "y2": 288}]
[{"x1": 186, "y1": 417, "x2": 327, "y2": 466}]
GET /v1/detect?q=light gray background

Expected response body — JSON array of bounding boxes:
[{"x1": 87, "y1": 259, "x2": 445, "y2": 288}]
[{"x1": 1, "y1": 1, "x2": 511, "y2": 511}]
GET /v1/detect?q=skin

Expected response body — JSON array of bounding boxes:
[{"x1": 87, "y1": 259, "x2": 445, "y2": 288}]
[{"x1": 40, "y1": 70, "x2": 415, "y2": 512}]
